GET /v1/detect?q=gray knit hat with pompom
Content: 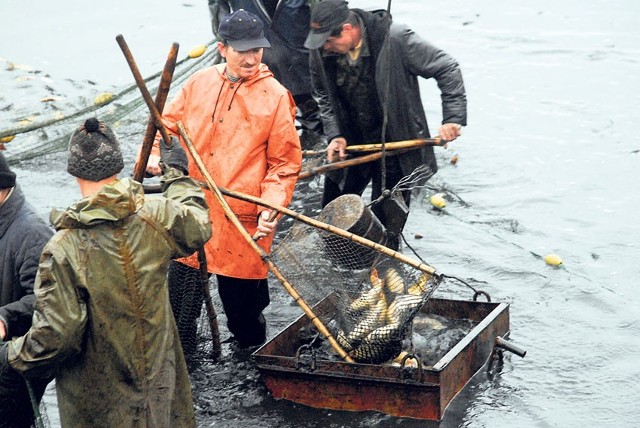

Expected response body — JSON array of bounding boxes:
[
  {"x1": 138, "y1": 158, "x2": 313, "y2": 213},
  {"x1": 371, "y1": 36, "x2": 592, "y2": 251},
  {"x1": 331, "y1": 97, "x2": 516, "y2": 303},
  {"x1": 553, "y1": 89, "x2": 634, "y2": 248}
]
[{"x1": 67, "y1": 118, "x2": 124, "y2": 181}]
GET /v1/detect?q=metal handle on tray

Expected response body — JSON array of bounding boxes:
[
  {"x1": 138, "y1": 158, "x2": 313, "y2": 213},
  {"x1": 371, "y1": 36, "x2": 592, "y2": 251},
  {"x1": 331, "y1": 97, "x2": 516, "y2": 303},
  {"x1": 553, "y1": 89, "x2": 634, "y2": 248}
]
[{"x1": 495, "y1": 336, "x2": 526, "y2": 358}]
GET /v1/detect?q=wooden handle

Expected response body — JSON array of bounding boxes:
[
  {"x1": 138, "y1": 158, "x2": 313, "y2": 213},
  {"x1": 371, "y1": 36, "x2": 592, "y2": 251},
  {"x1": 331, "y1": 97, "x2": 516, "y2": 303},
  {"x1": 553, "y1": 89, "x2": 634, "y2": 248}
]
[
  {"x1": 299, "y1": 149, "x2": 409, "y2": 180},
  {"x1": 116, "y1": 34, "x2": 172, "y2": 145},
  {"x1": 252, "y1": 210, "x2": 279, "y2": 241},
  {"x1": 133, "y1": 42, "x2": 179, "y2": 182},
  {"x1": 302, "y1": 137, "x2": 444, "y2": 157}
]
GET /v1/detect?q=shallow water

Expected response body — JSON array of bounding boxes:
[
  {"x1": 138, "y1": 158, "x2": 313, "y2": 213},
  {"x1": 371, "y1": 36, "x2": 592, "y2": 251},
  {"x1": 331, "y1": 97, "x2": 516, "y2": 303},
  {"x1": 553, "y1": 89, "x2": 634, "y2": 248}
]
[{"x1": 2, "y1": 0, "x2": 640, "y2": 427}]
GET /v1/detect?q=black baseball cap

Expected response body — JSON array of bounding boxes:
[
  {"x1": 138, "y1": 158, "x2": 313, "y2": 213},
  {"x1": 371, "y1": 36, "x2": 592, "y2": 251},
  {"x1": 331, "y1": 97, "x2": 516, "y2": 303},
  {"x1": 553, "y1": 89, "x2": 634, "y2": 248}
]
[
  {"x1": 218, "y1": 9, "x2": 271, "y2": 51},
  {"x1": 304, "y1": 0, "x2": 350, "y2": 50}
]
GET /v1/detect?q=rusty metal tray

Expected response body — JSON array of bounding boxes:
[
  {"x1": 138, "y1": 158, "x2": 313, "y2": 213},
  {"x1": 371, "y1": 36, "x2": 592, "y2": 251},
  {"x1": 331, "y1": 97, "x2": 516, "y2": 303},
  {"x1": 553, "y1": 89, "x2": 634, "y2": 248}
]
[{"x1": 252, "y1": 297, "x2": 510, "y2": 420}]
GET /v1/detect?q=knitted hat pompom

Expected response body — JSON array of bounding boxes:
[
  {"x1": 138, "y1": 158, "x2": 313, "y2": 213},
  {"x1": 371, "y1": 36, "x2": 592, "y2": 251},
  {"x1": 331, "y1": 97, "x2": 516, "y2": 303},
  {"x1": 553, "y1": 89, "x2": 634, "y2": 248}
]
[{"x1": 67, "y1": 118, "x2": 124, "y2": 181}]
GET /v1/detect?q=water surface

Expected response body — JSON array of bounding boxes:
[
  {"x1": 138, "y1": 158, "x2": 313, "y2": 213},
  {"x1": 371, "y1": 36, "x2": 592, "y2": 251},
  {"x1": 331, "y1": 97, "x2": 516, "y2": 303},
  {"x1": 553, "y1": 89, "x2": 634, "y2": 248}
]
[{"x1": 1, "y1": 1, "x2": 639, "y2": 427}]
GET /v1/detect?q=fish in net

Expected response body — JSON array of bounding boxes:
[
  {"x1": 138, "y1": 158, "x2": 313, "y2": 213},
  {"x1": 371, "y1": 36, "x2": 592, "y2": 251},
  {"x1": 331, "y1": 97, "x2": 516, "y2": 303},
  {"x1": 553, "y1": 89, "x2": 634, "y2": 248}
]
[{"x1": 269, "y1": 194, "x2": 441, "y2": 364}]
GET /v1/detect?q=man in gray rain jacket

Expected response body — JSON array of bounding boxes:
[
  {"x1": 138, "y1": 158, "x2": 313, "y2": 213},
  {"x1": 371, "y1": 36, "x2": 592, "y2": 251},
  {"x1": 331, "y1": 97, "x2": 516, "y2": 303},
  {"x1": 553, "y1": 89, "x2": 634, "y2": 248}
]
[{"x1": 0, "y1": 118, "x2": 212, "y2": 428}]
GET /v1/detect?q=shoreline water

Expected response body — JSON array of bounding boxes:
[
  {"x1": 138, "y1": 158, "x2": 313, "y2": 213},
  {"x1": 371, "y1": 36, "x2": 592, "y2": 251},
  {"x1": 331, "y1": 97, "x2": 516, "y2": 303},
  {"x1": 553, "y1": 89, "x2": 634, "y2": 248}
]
[{"x1": 2, "y1": 1, "x2": 640, "y2": 427}]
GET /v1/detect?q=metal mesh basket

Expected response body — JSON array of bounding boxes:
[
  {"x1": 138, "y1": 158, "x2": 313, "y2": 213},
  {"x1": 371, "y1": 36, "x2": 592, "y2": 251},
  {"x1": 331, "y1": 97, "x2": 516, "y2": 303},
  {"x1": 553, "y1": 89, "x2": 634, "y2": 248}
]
[{"x1": 270, "y1": 194, "x2": 441, "y2": 364}]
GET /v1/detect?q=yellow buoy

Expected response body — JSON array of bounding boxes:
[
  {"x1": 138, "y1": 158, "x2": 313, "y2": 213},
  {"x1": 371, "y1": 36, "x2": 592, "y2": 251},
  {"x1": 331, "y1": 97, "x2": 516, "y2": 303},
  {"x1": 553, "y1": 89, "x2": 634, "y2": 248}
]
[
  {"x1": 430, "y1": 193, "x2": 446, "y2": 209},
  {"x1": 188, "y1": 44, "x2": 207, "y2": 59},
  {"x1": 544, "y1": 253, "x2": 563, "y2": 267},
  {"x1": 0, "y1": 135, "x2": 15, "y2": 143},
  {"x1": 94, "y1": 92, "x2": 114, "y2": 106}
]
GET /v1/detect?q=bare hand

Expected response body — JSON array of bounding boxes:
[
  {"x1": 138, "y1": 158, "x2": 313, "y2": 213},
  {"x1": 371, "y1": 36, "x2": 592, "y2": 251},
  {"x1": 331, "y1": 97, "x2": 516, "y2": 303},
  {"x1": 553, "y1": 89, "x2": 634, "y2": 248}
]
[
  {"x1": 0, "y1": 319, "x2": 6, "y2": 340},
  {"x1": 254, "y1": 210, "x2": 278, "y2": 240},
  {"x1": 327, "y1": 137, "x2": 347, "y2": 163},
  {"x1": 145, "y1": 154, "x2": 162, "y2": 176},
  {"x1": 439, "y1": 123, "x2": 462, "y2": 142}
]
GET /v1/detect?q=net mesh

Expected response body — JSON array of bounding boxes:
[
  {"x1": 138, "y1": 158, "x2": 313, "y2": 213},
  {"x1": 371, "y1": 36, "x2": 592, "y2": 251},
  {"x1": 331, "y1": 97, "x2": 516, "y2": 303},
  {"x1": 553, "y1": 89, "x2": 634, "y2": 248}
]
[
  {"x1": 270, "y1": 195, "x2": 441, "y2": 364},
  {"x1": 1, "y1": 43, "x2": 221, "y2": 162},
  {"x1": 167, "y1": 260, "x2": 223, "y2": 367}
]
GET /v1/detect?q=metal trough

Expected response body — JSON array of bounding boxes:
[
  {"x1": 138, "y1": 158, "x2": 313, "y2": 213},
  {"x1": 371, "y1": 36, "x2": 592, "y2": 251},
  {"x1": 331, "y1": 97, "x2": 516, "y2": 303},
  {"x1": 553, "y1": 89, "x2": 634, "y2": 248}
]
[{"x1": 252, "y1": 297, "x2": 511, "y2": 420}]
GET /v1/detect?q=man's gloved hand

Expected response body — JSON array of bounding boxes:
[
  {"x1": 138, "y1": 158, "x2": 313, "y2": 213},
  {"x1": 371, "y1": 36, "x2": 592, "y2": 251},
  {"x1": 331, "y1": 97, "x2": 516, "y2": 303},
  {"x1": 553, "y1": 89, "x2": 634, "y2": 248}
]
[{"x1": 159, "y1": 136, "x2": 189, "y2": 175}]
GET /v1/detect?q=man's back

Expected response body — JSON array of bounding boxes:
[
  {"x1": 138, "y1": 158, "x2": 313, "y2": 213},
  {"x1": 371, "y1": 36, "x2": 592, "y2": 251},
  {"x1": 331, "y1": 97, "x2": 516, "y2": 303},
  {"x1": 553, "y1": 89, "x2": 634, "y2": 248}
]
[{"x1": 8, "y1": 174, "x2": 211, "y2": 428}]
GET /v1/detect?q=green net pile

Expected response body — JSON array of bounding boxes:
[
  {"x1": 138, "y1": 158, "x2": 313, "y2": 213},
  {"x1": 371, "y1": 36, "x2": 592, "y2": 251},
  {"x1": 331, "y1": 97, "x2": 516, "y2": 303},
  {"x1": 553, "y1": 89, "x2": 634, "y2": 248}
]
[{"x1": 1, "y1": 43, "x2": 220, "y2": 162}]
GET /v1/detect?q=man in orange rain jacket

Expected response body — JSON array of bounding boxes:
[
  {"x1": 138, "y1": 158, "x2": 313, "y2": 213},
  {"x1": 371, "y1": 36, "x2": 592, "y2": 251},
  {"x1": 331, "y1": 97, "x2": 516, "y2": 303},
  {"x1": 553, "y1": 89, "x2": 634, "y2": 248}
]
[{"x1": 143, "y1": 10, "x2": 301, "y2": 350}]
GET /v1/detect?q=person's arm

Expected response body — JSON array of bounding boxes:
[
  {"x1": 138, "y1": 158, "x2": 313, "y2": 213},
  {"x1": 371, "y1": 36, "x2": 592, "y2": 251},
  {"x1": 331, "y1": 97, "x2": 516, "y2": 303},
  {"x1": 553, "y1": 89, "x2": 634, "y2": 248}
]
[
  {"x1": 253, "y1": 210, "x2": 278, "y2": 240},
  {"x1": 154, "y1": 140, "x2": 212, "y2": 257},
  {"x1": 399, "y1": 24, "x2": 467, "y2": 135},
  {"x1": 257, "y1": 91, "x2": 302, "y2": 233},
  {"x1": 208, "y1": 0, "x2": 231, "y2": 38},
  {"x1": 308, "y1": 50, "x2": 348, "y2": 161},
  {"x1": 0, "y1": 226, "x2": 52, "y2": 340},
  {"x1": 5, "y1": 239, "x2": 88, "y2": 379},
  {"x1": 309, "y1": 50, "x2": 342, "y2": 143}
]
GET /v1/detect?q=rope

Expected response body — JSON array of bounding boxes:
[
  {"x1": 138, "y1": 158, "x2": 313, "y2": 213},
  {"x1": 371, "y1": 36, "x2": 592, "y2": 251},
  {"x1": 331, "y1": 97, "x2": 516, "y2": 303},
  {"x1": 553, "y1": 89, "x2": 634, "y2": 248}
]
[
  {"x1": 399, "y1": 232, "x2": 490, "y2": 300},
  {"x1": 3, "y1": 42, "x2": 222, "y2": 163},
  {"x1": 379, "y1": 0, "x2": 394, "y2": 193},
  {"x1": 25, "y1": 378, "x2": 46, "y2": 428},
  {"x1": 0, "y1": 40, "x2": 218, "y2": 140}
]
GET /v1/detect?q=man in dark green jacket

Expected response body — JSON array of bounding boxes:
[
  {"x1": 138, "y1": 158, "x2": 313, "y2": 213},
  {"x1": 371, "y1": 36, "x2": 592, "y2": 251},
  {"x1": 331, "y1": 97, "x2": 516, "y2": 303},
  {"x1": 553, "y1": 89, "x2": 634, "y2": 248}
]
[{"x1": 0, "y1": 118, "x2": 212, "y2": 428}]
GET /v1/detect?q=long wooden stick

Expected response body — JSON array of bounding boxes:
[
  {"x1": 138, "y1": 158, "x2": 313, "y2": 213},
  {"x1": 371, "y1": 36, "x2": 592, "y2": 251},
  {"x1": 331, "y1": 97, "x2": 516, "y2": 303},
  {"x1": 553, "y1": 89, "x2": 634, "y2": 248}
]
[
  {"x1": 302, "y1": 137, "x2": 444, "y2": 157},
  {"x1": 139, "y1": 178, "x2": 436, "y2": 275},
  {"x1": 218, "y1": 187, "x2": 437, "y2": 276},
  {"x1": 299, "y1": 149, "x2": 409, "y2": 180},
  {"x1": 197, "y1": 248, "x2": 221, "y2": 359},
  {"x1": 25, "y1": 378, "x2": 44, "y2": 428},
  {"x1": 133, "y1": 42, "x2": 179, "y2": 182},
  {"x1": 116, "y1": 37, "x2": 221, "y2": 358},
  {"x1": 177, "y1": 121, "x2": 355, "y2": 363},
  {"x1": 115, "y1": 34, "x2": 172, "y2": 145}
]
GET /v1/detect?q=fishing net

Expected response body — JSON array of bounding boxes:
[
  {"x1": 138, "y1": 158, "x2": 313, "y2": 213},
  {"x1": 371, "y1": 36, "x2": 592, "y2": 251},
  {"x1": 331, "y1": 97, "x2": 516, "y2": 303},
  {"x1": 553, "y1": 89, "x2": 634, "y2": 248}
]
[
  {"x1": 0, "y1": 42, "x2": 221, "y2": 163},
  {"x1": 269, "y1": 194, "x2": 442, "y2": 364},
  {"x1": 167, "y1": 258, "x2": 224, "y2": 368},
  {"x1": 168, "y1": 261, "x2": 205, "y2": 359}
]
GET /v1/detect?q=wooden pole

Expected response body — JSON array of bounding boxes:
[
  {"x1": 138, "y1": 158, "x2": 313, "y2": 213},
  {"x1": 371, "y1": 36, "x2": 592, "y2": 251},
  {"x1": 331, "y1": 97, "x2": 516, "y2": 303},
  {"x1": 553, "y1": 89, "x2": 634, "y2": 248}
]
[
  {"x1": 116, "y1": 37, "x2": 221, "y2": 359},
  {"x1": 139, "y1": 179, "x2": 437, "y2": 276},
  {"x1": 115, "y1": 34, "x2": 172, "y2": 145},
  {"x1": 177, "y1": 121, "x2": 355, "y2": 363},
  {"x1": 197, "y1": 248, "x2": 221, "y2": 360},
  {"x1": 299, "y1": 149, "x2": 408, "y2": 180},
  {"x1": 302, "y1": 137, "x2": 444, "y2": 157},
  {"x1": 218, "y1": 187, "x2": 437, "y2": 276},
  {"x1": 133, "y1": 42, "x2": 179, "y2": 182}
]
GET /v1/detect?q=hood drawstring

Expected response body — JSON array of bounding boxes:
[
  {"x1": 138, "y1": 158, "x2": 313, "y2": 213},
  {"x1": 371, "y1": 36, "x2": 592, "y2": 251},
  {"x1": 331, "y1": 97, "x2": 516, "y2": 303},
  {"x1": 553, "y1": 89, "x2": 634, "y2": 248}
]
[
  {"x1": 227, "y1": 80, "x2": 243, "y2": 111},
  {"x1": 211, "y1": 82, "x2": 225, "y2": 123},
  {"x1": 211, "y1": 68, "x2": 246, "y2": 121}
]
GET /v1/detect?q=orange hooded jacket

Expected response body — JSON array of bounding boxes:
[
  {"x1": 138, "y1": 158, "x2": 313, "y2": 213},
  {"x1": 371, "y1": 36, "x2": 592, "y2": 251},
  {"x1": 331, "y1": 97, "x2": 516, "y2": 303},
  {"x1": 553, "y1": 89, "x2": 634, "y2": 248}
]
[{"x1": 151, "y1": 63, "x2": 301, "y2": 279}]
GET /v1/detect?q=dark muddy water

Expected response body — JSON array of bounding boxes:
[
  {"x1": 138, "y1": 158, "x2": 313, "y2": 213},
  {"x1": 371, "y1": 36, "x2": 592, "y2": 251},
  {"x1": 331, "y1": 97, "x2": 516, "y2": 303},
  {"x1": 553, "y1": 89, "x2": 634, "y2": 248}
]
[{"x1": 1, "y1": 0, "x2": 639, "y2": 427}]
